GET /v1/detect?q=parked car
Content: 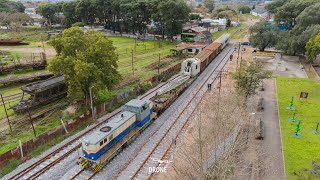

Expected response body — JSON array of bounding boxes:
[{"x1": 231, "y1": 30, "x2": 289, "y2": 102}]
[{"x1": 241, "y1": 41, "x2": 251, "y2": 45}]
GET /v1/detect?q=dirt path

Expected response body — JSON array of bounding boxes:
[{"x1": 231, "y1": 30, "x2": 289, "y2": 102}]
[{"x1": 0, "y1": 48, "x2": 56, "y2": 58}]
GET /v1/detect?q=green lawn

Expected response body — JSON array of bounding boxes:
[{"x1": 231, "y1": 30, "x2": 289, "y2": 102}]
[
  {"x1": 276, "y1": 77, "x2": 320, "y2": 179},
  {"x1": 212, "y1": 24, "x2": 248, "y2": 40}
]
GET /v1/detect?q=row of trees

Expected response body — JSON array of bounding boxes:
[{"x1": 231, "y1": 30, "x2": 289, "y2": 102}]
[
  {"x1": 250, "y1": 0, "x2": 320, "y2": 62},
  {"x1": 0, "y1": 0, "x2": 25, "y2": 13},
  {"x1": 0, "y1": 12, "x2": 31, "y2": 31},
  {"x1": 264, "y1": 0, "x2": 320, "y2": 57},
  {"x1": 36, "y1": 0, "x2": 190, "y2": 38}
]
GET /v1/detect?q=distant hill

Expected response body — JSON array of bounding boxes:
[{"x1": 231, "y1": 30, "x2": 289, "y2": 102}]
[{"x1": 0, "y1": 0, "x2": 25, "y2": 13}]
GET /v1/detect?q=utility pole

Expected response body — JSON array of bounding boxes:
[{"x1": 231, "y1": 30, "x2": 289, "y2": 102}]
[
  {"x1": 27, "y1": 105, "x2": 36, "y2": 137},
  {"x1": 131, "y1": 50, "x2": 134, "y2": 76},
  {"x1": 89, "y1": 86, "x2": 95, "y2": 121},
  {"x1": 1, "y1": 94, "x2": 12, "y2": 133}
]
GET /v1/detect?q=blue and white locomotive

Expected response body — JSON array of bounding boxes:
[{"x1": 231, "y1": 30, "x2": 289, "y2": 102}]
[{"x1": 78, "y1": 99, "x2": 157, "y2": 172}]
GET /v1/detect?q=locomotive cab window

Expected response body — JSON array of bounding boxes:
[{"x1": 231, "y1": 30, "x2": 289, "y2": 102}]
[
  {"x1": 100, "y1": 141, "x2": 103, "y2": 146},
  {"x1": 196, "y1": 65, "x2": 198, "y2": 69},
  {"x1": 104, "y1": 138, "x2": 108, "y2": 144}
]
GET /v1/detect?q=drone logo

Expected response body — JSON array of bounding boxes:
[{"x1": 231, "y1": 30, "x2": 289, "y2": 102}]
[{"x1": 148, "y1": 158, "x2": 172, "y2": 173}]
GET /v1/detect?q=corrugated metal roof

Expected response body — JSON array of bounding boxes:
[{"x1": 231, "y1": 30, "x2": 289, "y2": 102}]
[
  {"x1": 205, "y1": 42, "x2": 220, "y2": 51},
  {"x1": 21, "y1": 76, "x2": 65, "y2": 94},
  {"x1": 83, "y1": 111, "x2": 135, "y2": 145},
  {"x1": 214, "y1": 33, "x2": 230, "y2": 43},
  {"x1": 195, "y1": 49, "x2": 211, "y2": 62}
]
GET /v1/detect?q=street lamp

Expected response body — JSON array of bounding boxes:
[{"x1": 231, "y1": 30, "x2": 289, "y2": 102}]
[{"x1": 89, "y1": 86, "x2": 95, "y2": 121}]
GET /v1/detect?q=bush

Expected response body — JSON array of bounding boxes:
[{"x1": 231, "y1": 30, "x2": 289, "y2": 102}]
[{"x1": 72, "y1": 22, "x2": 86, "y2": 27}]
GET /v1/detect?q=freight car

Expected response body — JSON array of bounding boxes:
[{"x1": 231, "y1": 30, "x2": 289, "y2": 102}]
[{"x1": 77, "y1": 33, "x2": 231, "y2": 172}]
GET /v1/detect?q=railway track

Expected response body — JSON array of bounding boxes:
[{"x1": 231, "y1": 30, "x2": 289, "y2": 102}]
[
  {"x1": 114, "y1": 45, "x2": 234, "y2": 180},
  {"x1": 8, "y1": 75, "x2": 178, "y2": 180}
]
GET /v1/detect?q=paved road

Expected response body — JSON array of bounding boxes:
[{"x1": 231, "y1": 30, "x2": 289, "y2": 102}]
[{"x1": 261, "y1": 79, "x2": 285, "y2": 179}]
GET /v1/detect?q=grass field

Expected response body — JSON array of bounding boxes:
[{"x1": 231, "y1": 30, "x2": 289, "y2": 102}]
[
  {"x1": 276, "y1": 77, "x2": 320, "y2": 179},
  {"x1": 109, "y1": 36, "x2": 177, "y2": 79},
  {"x1": 212, "y1": 23, "x2": 248, "y2": 40}
]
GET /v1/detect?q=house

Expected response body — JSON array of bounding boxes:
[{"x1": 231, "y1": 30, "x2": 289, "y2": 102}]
[
  {"x1": 170, "y1": 43, "x2": 207, "y2": 56},
  {"x1": 181, "y1": 27, "x2": 212, "y2": 43},
  {"x1": 250, "y1": 9, "x2": 268, "y2": 18},
  {"x1": 200, "y1": 18, "x2": 227, "y2": 29}
]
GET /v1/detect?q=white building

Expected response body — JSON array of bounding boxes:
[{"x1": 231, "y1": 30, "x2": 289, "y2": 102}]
[{"x1": 250, "y1": 9, "x2": 268, "y2": 18}]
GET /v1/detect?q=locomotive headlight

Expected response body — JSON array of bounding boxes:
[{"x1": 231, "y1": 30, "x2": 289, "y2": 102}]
[{"x1": 92, "y1": 157, "x2": 94, "y2": 159}]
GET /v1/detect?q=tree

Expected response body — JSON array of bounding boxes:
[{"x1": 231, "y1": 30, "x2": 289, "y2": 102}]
[
  {"x1": 36, "y1": 3, "x2": 59, "y2": 25},
  {"x1": 232, "y1": 61, "x2": 271, "y2": 100},
  {"x1": 249, "y1": 20, "x2": 278, "y2": 51},
  {"x1": 9, "y1": 12, "x2": 31, "y2": 32},
  {"x1": 306, "y1": 32, "x2": 320, "y2": 63},
  {"x1": 0, "y1": 12, "x2": 10, "y2": 27},
  {"x1": 265, "y1": 0, "x2": 288, "y2": 14},
  {"x1": 226, "y1": 19, "x2": 231, "y2": 27},
  {"x1": 204, "y1": 0, "x2": 214, "y2": 13},
  {"x1": 48, "y1": 27, "x2": 121, "y2": 101},
  {"x1": 252, "y1": 4, "x2": 255, "y2": 10},
  {"x1": 275, "y1": 3, "x2": 320, "y2": 55},
  {"x1": 274, "y1": 0, "x2": 318, "y2": 28},
  {"x1": 0, "y1": 0, "x2": 25, "y2": 13},
  {"x1": 152, "y1": 0, "x2": 190, "y2": 39},
  {"x1": 276, "y1": 25, "x2": 320, "y2": 55},
  {"x1": 62, "y1": 1, "x2": 79, "y2": 27},
  {"x1": 238, "y1": 5, "x2": 251, "y2": 14}
]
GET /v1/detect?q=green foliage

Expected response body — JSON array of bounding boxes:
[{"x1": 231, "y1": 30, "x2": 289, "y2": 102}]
[
  {"x1": 72, "y1": 22, "x2": 85, "y2": 27},
  {"x1": 152, "y1": 0, "x2": 190, "y2": 39},
  {"x1": 37, "y1": 0, "x2": 190, "y2": 38},
  {"x1": 0, "y1": 0, "x2": 24, "y2": 13},
  {"x1": 306, "y1": 32, "x2": 320, "y2": 63},
  {"x1": 276, "y1": 77, "x2": 320, "y2": 179},
  {"x1": 212, "y1": 6, "x2": 236, "y2": 18},
  {"x1": 232, "y1": 61, "x2": 271, "y2": 99},
  {"x1": 226, "y1": 19, "x2": 231, "y2": 27},
  {"x1": 238, "y1": 5, "x2": 251, "y2": 14},
  {"x1": 49, "y1": 27, "x2": 121, "y2": 99},
  {"x1": 277, "y1": 25, "x2": 320, "y2": 55},
  {"x1": 36, "y1": 3, "x2": 60, "y2": 24},
  {"x1": 0, "y1": 12, "x2": 31, "y2": 29},
  {"x1": 204, "y1": 0, "x2": 214, "y2": 13},
  {"x1": 189, "y1": 13, "x2": 200, "y2": 20},
  {"x1": 265, "y1": 0, "x2": 288, "y2": 14},
  {"x1": 274, "y1": 0, "x2": 318, "y2": 27},
  {"x1": 275, "y1": 1, "x2": 320, "y2": 55},
  {"x1": 249, "y1": 20, "x2": 278, "y2": 51}
]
